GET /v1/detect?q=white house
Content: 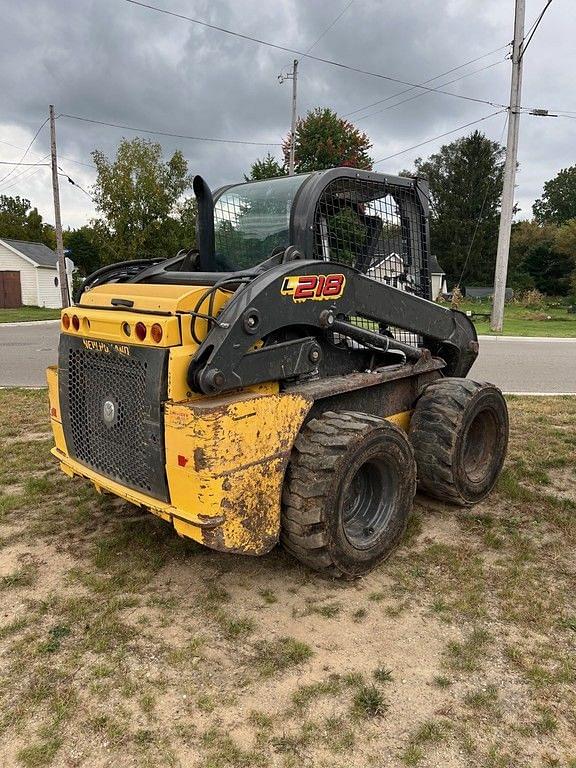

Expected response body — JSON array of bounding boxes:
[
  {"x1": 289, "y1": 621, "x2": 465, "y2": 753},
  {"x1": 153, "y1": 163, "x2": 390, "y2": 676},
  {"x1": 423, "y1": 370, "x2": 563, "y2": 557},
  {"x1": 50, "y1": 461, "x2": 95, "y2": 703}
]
[
  {"x1": 429, "y1": 254, "x2": 448, "y2": 300},
  {"x1": 0, "y1": 238, "x2": 74, "y2": 309}
]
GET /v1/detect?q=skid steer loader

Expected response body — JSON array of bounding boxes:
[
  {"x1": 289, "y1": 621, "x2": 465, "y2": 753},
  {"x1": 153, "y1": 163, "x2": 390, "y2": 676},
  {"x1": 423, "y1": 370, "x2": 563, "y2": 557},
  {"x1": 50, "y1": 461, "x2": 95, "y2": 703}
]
[{"x1": 47, "y1": 168, "x2": 508, "y2": 577}]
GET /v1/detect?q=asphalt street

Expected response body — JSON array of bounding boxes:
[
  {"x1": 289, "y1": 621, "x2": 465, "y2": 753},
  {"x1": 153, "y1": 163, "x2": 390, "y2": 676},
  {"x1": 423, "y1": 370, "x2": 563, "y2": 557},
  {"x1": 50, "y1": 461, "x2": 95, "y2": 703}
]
[{"x1": 0, "y1": 321, "x2": 575, "y2": 393}]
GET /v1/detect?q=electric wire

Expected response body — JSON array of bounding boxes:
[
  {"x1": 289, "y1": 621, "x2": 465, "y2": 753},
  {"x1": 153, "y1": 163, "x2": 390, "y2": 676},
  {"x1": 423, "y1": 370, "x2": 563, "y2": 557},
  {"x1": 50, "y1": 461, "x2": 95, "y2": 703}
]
[
  {"x1": 123, "y1": 0, "x2": 507, "y2": 109},
  {"x1": 456, "y1": 111, "x2": 509, "y2": 288},
  {"x1": 372, "y1": 109, "x2": 506, "y2": 165},
  {"x1": 59, "y1": 113, "x2": 282, "y2": 146},
  {"x1": 0, "y1": 117, "x2": 49, "y2": 185},
  {"x1": 304, "y1": 0, "x2": 355, "y2": 55},
  {"x1": 520, "y1": 0, "x2": 553, "y2": 60},
  {"x1": 343, "y1": 44, "x2": 510, "y2": 119},
  {"x1": 0, "y1": 154, "x2": 51, "y2": 192},
  {"x1": 354, "y1": 58, "x2": 507, "y2": 123}
]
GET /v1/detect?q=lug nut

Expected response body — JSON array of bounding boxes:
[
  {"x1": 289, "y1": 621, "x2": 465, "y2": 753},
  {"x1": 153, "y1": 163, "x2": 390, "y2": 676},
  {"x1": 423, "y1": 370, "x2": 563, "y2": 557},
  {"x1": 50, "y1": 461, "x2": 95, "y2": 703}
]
[{"x1": 309, "y1": 348, "x2": 321, "y2": 363}]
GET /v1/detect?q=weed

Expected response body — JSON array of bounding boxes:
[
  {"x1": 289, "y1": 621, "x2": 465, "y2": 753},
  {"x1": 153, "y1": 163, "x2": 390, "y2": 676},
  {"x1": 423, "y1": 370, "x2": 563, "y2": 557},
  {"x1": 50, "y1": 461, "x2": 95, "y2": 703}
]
[
  {"x1": 219, "y1": 616, "x2": 255, "y2": 640},
  {"x1": 534, "y1": 708, "x2": 558, "y2": 734},
  {"x1": 1, "y1": 564, "x2": 38, "y2": 590},
  {"x1": 401, "y1": 744, "x2": 424, "y2": 766},
  {"x1": 306, "y1": 601, "x2": 341, "y2": 618},
  {"x1": 292, "y1": 675, "x2": 343, "y2": 709},
  {"x1": 433, "y1": 675, "x2": 452, "y2": 689},
  {"x1": 444, "y1": 627, "x2": 491, "y2": 672},
  {"x1": 258, "y1": 589, "x2": 277, "y2": 604},
  {"x1": 352, "y1": 607, "x2": 367, "y2": 622},
  {"x1": 412, "y1": 719, "x2": 448, "y2": 745},
  {"x1": 373, "y1": 666, "x2": 393, "y2": 683},
  {"x1": 351, "y1": 684, "x2": 388, "y2": 719},
  {"x1": 17, "y1": 737, "x2": 62, "y2": 767},
  {"x1": 463, "y1": 685, "x2": 499, "y2": 711},
  {"x1": 254, "y1": 636, "x2": 313, "y2": 677},
  {"x1": 37, "y1": 625, "x2": 71, "y2": 654},
  {"x1": 196, "y1": 694, "x2": 216, "y2": 713}
]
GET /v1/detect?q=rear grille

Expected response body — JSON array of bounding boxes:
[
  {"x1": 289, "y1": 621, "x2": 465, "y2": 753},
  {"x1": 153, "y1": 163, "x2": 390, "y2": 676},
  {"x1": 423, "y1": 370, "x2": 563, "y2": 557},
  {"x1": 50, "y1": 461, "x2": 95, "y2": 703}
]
[{"x1": 60, "y1": 336, "x2": 169, "y2": 501}]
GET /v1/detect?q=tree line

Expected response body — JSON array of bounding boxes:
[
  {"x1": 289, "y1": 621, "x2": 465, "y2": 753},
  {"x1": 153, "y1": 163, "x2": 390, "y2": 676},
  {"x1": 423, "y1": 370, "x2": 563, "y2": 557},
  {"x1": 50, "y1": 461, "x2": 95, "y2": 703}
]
[{"x1": 0, "y1": 107, "x2": 574, "y2": 296}]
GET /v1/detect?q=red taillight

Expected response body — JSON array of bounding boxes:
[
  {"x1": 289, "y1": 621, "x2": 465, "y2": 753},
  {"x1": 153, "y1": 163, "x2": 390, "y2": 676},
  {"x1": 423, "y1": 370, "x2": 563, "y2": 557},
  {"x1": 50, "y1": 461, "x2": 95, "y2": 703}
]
[
  {"x1": 72, "y1": 315, "x2": 80, "y2": 331},
  {"x1": 151, "y1": 323, "x2": 163, "y2": 343},
  {"x1": 135, "y1": 322, "x2": 147, "y2": 341},
  {"x1": 62, "y1": 313, "x2": 70, "y2": 330}
]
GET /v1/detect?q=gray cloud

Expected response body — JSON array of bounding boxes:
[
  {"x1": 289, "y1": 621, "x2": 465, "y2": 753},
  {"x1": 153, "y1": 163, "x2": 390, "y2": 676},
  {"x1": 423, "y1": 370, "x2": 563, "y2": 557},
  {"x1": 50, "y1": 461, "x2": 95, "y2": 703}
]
[{"x1": 0, "y1": 0, "x2": 574, "y2": 229}]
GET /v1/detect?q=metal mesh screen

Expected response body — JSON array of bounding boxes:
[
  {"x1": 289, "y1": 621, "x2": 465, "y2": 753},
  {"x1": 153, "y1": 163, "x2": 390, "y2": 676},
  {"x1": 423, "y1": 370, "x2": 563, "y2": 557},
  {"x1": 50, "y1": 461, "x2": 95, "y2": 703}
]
[
  {"x1": 312, "y1": 177, "x2": 430, "y2": 345},
  {"x1": 67, "y1": 347, "x2": 155, "y2": 495}
]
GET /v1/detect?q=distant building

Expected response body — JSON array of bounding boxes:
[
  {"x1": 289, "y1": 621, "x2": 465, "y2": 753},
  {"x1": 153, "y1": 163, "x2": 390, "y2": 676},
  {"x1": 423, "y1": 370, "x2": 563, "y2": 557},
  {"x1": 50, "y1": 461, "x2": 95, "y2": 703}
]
[
  {"x1": 429, "y1": 254, "x2": 447, "y2": 300},
  {"x1": 0, "y1": 238, "x2": 73, "y2": 308}
]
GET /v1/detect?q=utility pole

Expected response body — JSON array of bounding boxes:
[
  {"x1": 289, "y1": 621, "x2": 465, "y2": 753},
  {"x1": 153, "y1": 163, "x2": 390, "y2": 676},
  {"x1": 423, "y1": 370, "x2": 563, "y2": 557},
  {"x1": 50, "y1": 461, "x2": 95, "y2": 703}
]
[
  {"x1": 49, "y1": 104, "x2": 70, "y2": 308},
  {"x1": 279, "y1": 59, "x2": 298, "y2": 175},
  {"x1": 490, "y1": 0, "x2": 525, "y2": 332}
]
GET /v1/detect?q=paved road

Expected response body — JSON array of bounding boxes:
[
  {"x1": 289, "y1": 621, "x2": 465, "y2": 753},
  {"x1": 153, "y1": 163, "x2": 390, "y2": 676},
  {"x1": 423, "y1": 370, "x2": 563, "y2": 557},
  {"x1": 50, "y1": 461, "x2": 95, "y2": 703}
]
[
  {"x1": 0, "y1": 321, "x2": 575, "y2": 393},
  {"x1": 472, "y1": 336, "x2": 576, "y2": 394}
]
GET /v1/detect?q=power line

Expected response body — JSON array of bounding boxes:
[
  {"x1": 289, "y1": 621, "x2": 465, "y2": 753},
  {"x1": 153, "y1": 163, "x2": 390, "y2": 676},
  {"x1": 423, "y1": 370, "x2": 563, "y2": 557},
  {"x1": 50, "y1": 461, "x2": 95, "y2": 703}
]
[
  {"x1": 0, "y1": 154, "x2": 50, "y2": 191},
  {"x1": 0, "y1": 117, "x2": 49, "y2": 185},
  {"x1": 59, "y1": 171, "x2": 95, "y2": 202},
  {"x1": 0, "y1": 137, "x2": 96, "y2": 169},
  {"x1": 123, "y1": 0, "x2": 507, "y2": 110},
  {"x1": 343, "y1": 44, "x2": 510, "y2": 119},
  {"x1": 59, "y1": 113, "x2": 282, "y2": 146},
  {"x1": 0, "y1": 160, "x2": 50, "y2": 194},
  {"x1": 354, "y1": 58, "x2": 507, "y2": 124},
  {"x1": 457, "y1": 112, "x2": 509, "y2": 287},
  {"x1": 520, "y1": 0, "x2": 553, "y2": 59},
  {"x1": 372, "y1": 109, "x2": 506, "y2": 165},
  {"x1": 305, "y1": 0, "x2": 355, "y2": 55},
  {"x1": 0, "y1": 160, "x2": 50, "y2": 166}
]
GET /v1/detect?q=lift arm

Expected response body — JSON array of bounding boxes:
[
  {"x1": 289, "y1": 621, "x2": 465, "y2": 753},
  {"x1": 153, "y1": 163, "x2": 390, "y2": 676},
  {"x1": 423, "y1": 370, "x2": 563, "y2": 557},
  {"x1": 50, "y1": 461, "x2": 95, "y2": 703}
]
[{"x1": 186, "y1": 260, "x2": 478, "y2": 395}]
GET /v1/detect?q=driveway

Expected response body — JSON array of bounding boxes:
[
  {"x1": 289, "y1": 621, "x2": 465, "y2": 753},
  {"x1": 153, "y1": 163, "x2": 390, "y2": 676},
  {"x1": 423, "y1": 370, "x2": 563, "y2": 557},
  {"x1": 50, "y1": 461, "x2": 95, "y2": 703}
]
[{"x1": 0, "y1": 321, "x2": 575, "y2": 393}]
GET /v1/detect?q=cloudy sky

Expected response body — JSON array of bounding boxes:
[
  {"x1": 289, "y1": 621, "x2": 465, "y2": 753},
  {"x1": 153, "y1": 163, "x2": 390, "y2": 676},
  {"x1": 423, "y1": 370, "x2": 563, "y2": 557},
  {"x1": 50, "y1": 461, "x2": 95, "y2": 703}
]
[{"x1": 1, "y1": 0, "x2": 574, "y2": 230}]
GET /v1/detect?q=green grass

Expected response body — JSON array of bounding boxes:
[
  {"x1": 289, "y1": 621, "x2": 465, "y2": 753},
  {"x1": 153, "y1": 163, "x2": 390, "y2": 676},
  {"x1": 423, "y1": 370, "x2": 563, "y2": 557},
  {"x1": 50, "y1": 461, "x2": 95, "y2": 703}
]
[
  {"x1": 458, "y1": 297, "x2": 576, "y2": 337},
  {"x1": 253, "y1": 637, "x2": 313, "y2": 677},
  {"x1": 1, "y1": 388, "x2": 576, "y2": 767},
  {"x1": 0, "y1": 306, "x2": 61, "y2": 323}
]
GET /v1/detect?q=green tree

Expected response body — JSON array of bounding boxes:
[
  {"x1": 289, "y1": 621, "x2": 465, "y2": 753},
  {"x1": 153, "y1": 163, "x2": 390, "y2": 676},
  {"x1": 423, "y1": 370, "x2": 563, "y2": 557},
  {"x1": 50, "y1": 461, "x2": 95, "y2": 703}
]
[
  {"x1": 533, "y1": 166, "x2": 576, "y2": 225},
  {"x1": 509, "y1": 220, "x2": 574, "y2": 296},
  {"x1": 554, "y1": 219, "x2": 576, "y2": 294},
  {"x1": 409, "y1": 130, "x2": 505, "y2": 286},
  {"x1": 91, "y1": 137, "x2": 194, "y2": 263},
  {"x1": 64, "y1": 227, "x2": 101, "y2": 276},
  {"x1": 245, "y1": 153, "x2": 286, "y2": 181},
  {"x1": 283, "y1": 108, "x2": 373, "y2": 173},
  {"x1": 0, "y1": 195, "x2": 55, "y2": 247}
]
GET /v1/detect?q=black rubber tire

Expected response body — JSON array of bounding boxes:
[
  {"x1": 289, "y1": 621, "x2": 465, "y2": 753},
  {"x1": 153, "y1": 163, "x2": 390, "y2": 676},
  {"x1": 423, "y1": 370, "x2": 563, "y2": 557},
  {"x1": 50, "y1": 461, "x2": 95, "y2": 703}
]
[
  {"x1": 281, "y1": 410, "x2": 416, "y2": 578},
  {"x1": 409, "y1": 378, "x2": 509, "y2": 507}
]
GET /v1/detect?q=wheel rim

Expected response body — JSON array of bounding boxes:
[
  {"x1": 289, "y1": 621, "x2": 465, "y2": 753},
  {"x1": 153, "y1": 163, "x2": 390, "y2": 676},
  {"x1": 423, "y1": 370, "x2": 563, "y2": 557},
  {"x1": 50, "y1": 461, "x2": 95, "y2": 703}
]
[
  {"x1": 341, "y1": 457, "x2": 398, "y2": 550},
  {"x1": 462, "y1": 408, "x2": 499, "y2": 484}
]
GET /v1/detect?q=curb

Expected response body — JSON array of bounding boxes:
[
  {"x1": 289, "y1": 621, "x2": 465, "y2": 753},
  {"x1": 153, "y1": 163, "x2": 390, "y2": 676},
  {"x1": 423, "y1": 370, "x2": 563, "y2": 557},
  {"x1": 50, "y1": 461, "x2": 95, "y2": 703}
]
[
  {"x1": 504, "y1": 392, "x2": 576, "y2": 396},
  {"x1": 0, "y1": 319, "x2": 60, "y2": 328},
  {"x1": 478, "y1": 334, "x2": 576, "y2": 342}
]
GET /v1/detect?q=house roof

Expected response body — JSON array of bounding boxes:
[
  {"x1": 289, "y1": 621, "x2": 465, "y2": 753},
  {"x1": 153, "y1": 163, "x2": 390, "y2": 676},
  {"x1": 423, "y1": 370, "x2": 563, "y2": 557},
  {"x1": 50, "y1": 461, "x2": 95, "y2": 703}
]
[
  {"x1": 0, "y1": 238, "x2": 58, "y2": 267},
  {"x1": 428, "y1": 253, "x2": 444, "y2": 275}
]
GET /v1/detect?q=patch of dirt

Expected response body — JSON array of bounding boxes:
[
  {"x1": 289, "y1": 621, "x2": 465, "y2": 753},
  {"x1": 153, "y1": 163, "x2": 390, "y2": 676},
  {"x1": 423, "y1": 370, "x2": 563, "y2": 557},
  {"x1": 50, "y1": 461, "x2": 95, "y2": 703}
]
[{"x1": 546, "y1": 466, "x2": 576, "y2": 502}]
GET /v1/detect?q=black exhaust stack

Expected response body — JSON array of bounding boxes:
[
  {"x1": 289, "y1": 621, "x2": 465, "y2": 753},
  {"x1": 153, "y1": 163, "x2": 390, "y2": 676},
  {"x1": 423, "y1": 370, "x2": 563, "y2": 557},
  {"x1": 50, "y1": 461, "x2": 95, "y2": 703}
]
[{"x1": 193, "y1": 175, "x2": 215, "y2": 271}]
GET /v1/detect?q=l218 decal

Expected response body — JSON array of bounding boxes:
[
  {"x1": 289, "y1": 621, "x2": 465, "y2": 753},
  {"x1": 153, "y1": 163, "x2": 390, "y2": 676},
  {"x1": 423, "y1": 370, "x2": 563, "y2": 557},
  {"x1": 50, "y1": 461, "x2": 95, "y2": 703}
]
[{"x1": 281, "y1": 274, "x2": 346, "y2": 302}]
